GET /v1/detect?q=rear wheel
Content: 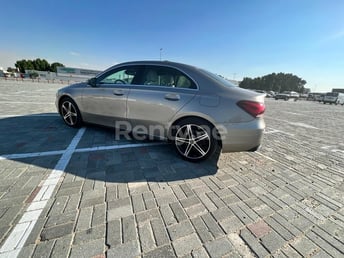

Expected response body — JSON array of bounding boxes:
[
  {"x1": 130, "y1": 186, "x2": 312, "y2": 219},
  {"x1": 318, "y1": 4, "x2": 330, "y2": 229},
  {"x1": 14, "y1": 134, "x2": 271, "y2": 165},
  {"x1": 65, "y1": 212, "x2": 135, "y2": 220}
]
[
  {"x1": 172, "y1": 118, "x2": 218, "y2": 162},
  {"x1": 59, "y1": 97, "x2": 82, "y2": 128}
]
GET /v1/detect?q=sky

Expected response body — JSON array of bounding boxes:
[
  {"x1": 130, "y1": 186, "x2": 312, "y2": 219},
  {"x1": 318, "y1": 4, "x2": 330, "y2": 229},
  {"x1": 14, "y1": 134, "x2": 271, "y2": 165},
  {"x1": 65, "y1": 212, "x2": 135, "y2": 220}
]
[{"x1": 1, "y1": 0, "x2": 344, "y2": 92}]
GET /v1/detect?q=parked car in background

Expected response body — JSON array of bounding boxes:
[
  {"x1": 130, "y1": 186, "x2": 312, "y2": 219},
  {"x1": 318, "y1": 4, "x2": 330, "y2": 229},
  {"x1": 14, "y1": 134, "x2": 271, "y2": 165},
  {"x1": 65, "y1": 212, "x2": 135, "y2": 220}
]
[
  {"x1": 267, "y1": 91, "x2": 275, "y2": 98},
  {"x1": 275, "y1": 91, "x2": 299, "y2": 101},
  {"x1": 307, "y1": 93, "x2": 316, "y2": 101},
  {"x1": 323, "y1": 92, "x2": 344, "y2": 105},
  {"x1": 315, "y1": 94, "x2": 325, "y2": 103},
  {"x1": 56, "y1": 61, "x2": 266, "y2": 161}
]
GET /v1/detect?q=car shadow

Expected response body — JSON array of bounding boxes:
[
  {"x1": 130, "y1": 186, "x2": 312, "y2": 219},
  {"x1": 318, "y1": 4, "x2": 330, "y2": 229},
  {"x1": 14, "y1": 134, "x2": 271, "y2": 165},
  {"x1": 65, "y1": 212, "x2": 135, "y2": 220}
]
[{"x1": 0, "y1": 113, "x2": 219, "y2": 183}]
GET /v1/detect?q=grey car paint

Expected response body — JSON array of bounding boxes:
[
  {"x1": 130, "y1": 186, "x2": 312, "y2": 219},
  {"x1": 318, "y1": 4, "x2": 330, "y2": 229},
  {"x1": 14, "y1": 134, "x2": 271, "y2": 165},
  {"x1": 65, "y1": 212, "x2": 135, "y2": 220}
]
[{"x1": 56, "y1": 60, "x2": 265, "y2": 161}]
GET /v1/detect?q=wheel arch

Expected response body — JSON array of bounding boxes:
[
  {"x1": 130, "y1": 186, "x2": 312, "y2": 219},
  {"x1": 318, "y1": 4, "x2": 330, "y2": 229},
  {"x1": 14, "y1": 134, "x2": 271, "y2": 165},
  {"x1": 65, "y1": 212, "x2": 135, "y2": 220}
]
[
  {"x1": 58, "y1": 95, "x2": 83, "y2": 126},
  {"x1": 58, "y1": 94, "x2": 76, "y2": 114}
]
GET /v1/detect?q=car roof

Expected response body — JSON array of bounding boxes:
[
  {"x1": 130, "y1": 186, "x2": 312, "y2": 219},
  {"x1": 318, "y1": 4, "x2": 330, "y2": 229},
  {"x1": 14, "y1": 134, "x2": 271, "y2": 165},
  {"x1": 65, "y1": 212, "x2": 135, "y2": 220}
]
[{"x1": 111, "y1": 60, "x2": 199, "y2": 71}]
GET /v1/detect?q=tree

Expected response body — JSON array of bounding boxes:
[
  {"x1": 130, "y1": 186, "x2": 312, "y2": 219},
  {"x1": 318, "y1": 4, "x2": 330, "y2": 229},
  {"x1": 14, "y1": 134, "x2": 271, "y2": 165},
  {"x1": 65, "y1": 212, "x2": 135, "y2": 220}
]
[
  {"x1": 7, "y1": 67, "x2": 18, "y2": 73},
  {"x1": 15, "y1": 58, "x2": 64, "y2": 73},
  {"x1": 239, "y1": 73, "x2": 307, "y2": 93},
  {"x1": 50, "y1": 62, "x2": 64, "y2": 72}
]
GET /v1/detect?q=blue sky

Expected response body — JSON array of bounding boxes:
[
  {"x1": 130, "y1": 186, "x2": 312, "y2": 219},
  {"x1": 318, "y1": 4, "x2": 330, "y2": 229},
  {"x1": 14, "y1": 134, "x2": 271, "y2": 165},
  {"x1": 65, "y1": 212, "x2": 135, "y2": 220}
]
[{"x1": 1, "y1": 0, "x2": 344, "y2": 92}]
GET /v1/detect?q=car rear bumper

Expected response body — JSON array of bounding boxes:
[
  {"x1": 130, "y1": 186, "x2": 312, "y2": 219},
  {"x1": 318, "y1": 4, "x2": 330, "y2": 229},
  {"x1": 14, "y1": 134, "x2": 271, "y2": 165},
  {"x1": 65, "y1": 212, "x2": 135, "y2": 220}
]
[{"x1": 219, "y1": 118, "x2": 265, "y2": 153}]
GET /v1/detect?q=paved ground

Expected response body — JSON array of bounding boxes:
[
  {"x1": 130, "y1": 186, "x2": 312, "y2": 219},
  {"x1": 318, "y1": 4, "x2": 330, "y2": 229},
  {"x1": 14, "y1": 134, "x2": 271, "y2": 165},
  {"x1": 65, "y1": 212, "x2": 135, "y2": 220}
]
[{"x1": 0, "y1": 79, "x2": 343, "y2": 257}]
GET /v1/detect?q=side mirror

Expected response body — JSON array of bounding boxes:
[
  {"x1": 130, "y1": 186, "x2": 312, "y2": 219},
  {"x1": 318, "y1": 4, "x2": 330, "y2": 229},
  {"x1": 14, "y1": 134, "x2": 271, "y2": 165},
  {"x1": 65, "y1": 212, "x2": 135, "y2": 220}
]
[{"x1": 88, "y1": 77, "x2": 97, "y2": 87}]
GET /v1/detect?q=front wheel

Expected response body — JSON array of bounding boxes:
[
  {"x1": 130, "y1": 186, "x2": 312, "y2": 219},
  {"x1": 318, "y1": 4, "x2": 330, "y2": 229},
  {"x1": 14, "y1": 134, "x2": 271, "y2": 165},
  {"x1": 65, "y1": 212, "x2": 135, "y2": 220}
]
[
  {"x1": 172, "y1": 118, "x2": 219, "y2": 162},
  {"x1": 59, "y1": 97, "x2": 83, "y2": 128}
]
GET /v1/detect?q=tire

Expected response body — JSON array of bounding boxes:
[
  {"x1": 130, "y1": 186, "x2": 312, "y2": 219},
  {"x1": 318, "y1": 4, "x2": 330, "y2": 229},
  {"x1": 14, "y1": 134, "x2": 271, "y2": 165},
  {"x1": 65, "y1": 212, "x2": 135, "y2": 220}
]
[
  {"x1": 59, "y1": 97, "x2": 83, "y2": 128},
  {"x1": 284, "y1": 97, "x2": 289, "y2": 101},
  {"x1": 172, "y1": 118, "x2": 219, "y2": 162}
]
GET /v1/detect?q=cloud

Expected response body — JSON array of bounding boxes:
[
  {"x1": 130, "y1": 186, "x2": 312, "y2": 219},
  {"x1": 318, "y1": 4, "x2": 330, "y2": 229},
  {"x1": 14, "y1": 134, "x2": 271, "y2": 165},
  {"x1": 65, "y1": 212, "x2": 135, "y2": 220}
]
[
  {"x1": 319, "y1": 29, "x2": 344, "y2": 45},
  {"x1": 69, "y1": 51, "x2": 81, "y2": 56}
]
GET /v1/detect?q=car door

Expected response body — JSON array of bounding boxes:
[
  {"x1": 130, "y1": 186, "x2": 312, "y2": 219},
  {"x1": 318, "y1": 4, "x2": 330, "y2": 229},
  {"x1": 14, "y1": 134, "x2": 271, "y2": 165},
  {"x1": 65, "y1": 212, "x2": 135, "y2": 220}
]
[
  {"x1": 82, "y1": 66, "x2": 140, "y2": 127},
  {"x1": 127, "y1": 65, "x2": 197, "y2": 138}
]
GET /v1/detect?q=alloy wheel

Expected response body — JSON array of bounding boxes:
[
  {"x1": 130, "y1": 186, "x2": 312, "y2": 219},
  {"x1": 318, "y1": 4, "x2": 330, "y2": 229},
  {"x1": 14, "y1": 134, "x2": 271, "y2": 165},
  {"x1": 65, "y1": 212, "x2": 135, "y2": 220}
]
[
  {"x1": 61, "y1": 100, "x2": 78, "y2": 126},
  {"x1": 175, "y1": 124, "x2": 211, "y2": 160}
]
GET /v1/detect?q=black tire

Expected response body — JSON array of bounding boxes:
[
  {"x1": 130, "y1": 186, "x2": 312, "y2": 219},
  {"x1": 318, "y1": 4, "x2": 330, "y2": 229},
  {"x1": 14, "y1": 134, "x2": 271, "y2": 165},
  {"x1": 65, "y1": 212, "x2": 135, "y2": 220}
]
[
  {"x1": 59, "y1": 97, "x2": 83, "y2": 128},
  {"x1": 284, "y1": 97, "x2": 289, "y2": 101},
  {"x1": 172, "y1": 118, "x2": 219, "y2": 162}
]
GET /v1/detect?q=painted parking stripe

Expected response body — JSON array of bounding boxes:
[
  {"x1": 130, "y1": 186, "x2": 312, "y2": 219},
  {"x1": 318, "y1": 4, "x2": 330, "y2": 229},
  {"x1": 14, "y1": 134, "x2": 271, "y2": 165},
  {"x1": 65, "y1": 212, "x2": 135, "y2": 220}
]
[
  {"x1": 0, "y1": 128, "x2": 86, "y2": 257},
  {"x1": 0, "y1": 114, "x2": 59, "y2": 118},
  {"x1": 0, "y1": 150, "x2": 65, "y2": 160},
  {"x1": 0, "y1": 101, "x2": 54, "y2": 104},
  {"x1": 0, "y1": 142, "x2": 166, "y2": 161},
  {"x1": 74, "y1": 142, "x2": 166, "y2": 153}
]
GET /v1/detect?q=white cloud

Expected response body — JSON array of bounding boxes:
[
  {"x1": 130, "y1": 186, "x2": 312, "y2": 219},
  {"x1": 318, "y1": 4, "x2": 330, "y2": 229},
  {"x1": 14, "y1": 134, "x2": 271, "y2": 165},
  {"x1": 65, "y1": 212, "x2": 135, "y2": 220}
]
[
  {"x1": 69, "y1": 51, "x2": 81, "y2": 56},
  {"x1": 319, "y1": 29, "x2": 344, "y2": 45},
  {"x1": 326, "y1": 29, "x2": 344, "y2": 42}
]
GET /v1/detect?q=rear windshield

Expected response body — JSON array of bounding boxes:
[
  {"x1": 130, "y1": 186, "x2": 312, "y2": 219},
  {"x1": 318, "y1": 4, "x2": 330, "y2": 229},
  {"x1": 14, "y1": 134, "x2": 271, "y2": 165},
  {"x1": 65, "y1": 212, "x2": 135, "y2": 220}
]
[
  {"x1": 199, "y1": 69, "x2": 237, "y2": 88},
  {"x1": 326, "y1": 92, "x2": 338, "y2": 97}
]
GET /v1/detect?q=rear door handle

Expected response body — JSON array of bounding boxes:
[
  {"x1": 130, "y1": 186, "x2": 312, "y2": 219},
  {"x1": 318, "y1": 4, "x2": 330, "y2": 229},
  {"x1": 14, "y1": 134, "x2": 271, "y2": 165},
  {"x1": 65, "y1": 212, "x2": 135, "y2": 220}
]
[
  {"x1": 113, "y1": 89, "x2": 124, "y2": 96},
  {"x1": 165, "y1": 93, "x2": 180, "y2": 101}
]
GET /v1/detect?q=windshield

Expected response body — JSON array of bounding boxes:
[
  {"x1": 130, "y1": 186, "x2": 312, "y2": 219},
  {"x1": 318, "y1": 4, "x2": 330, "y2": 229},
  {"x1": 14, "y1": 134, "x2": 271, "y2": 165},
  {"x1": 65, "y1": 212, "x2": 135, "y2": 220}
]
[
  {"x1": 199, "y1": 69, "x2": 237, "y2": 88},
  {"x1": 326, "y1": 92, "x2": 338, "y2": 97}
]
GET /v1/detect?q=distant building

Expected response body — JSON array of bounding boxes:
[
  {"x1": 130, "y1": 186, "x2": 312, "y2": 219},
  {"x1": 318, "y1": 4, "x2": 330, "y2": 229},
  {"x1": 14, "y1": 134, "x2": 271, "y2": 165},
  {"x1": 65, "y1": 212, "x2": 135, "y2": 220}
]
[
  {"x1": 24, "y1": 66, "x2": 102, "y2": 81},
  {"x1": 57, "y1": 67, "x2": 101, "y2": 78},
  {"x1": 303, "y1": 88, "x2": 311, "y2": 94},
  {"x1": 332, "y1": 88, "x2": 344, "y2": 93}
]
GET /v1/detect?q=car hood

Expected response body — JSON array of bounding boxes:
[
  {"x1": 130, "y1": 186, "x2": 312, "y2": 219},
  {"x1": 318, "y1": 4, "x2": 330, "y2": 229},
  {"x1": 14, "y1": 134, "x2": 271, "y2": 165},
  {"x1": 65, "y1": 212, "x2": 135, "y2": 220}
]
[{"x1": 62, "y1": 82, "x2": 87, "y2": 90}]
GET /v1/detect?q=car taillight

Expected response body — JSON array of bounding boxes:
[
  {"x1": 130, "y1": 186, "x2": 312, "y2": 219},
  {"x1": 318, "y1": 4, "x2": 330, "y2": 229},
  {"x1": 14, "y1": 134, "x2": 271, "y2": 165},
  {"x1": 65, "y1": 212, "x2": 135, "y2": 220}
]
[{"x1": 237, "y1": 101, "x2": 265, "y2": 117}]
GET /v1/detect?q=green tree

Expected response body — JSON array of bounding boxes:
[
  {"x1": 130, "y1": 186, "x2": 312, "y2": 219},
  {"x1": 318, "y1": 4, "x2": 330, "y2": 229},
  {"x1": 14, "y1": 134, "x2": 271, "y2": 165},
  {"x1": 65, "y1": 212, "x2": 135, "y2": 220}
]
[
  {"x1": 7, "y1": 67, "x2": 18, "y2": 73},
  {"x1": 15, "y1": 58, "x2": 64, "y2": 73},
  {"x1": 50, "y1": 62, "x2": 64, "y2": 72},
  {"x1": 239, "y1": 73, "x2": 306, "y2": 93}
]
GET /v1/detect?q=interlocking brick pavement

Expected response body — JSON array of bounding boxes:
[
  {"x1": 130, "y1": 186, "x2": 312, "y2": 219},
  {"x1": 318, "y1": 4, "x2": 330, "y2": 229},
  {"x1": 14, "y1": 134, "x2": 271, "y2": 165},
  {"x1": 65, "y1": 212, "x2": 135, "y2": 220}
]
[{"x1": 0, "y1": 80, "x2": 344, "y2": 257}]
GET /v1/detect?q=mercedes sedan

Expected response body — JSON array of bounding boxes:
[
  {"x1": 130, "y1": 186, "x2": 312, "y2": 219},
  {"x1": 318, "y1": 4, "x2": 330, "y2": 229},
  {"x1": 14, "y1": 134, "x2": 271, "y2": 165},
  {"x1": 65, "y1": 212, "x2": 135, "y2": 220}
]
[{"x1": 56, "y1": 61, "x2": 265, "y2": 161}]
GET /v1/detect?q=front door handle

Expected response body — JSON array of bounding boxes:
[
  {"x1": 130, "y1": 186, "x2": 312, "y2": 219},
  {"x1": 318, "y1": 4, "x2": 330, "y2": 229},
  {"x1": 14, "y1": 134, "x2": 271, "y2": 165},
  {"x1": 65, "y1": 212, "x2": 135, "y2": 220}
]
[
  {"x1": 165, "y1": 93, "x2": 180, "y2": 101},
  {"x1": 113, "y1": 89, "x2": 124, "y2": 96}
]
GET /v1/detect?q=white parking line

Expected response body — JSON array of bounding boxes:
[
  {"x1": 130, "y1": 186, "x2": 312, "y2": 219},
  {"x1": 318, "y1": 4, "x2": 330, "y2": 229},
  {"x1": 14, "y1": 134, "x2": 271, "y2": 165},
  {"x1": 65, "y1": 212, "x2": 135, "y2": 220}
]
[
  {"x1": 283, "y1": 111, "x2": 306, "y2": 116},
  {"x1": 265, "y1": 117, "x2": 319, "y2": 130},
  {"x1": 0, "y1": 128, "x2": 86, "y2": 257},
  {"x1": 255, "y1": 151, "x2": 278, "y2": 162},
  {"x1": 264, "y1": 128, "x2": 295, "y2": 137},
  {"x1": 0, "y1": 114, "x2": 59, "y2": 118},
  {"x1": 0, "y1": 142, "x2": 166, "y2": 160},
  {"x1": 288, "y1": 122, "x2": 319, "y2": 129},
  {"x1": 0, "y1": 101, "x2": 53, "y2": 104},
  {"x1": 0, "y1": 150, "x2": 65, "y2": 160}
]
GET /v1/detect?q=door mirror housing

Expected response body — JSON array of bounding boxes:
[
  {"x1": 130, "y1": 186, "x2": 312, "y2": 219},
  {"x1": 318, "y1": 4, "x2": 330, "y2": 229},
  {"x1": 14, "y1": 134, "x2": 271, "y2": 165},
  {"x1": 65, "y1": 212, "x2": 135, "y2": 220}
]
[{"x1": 88, "y1": 77, "x2": 97, "y2": 87}]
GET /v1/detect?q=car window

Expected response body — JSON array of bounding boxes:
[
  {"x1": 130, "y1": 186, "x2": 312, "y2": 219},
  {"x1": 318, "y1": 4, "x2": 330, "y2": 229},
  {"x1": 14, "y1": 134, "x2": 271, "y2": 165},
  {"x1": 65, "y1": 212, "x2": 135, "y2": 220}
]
[
  {"x1": 98, "y1": 66, "x2": 139, "y2": 85},
  {"x1": 326, "y1": 92, "x2": 338, "y2": 97},
  {"x1": 141, "y1": 66, "x2": 196, "y2": 89}
]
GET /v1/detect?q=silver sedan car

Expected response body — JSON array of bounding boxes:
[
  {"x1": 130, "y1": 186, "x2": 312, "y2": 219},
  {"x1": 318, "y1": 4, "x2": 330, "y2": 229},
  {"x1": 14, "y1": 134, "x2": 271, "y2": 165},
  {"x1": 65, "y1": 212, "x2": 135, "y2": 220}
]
[{"x1": 56, "y1": 61, "x2": 265, "y2": 161}]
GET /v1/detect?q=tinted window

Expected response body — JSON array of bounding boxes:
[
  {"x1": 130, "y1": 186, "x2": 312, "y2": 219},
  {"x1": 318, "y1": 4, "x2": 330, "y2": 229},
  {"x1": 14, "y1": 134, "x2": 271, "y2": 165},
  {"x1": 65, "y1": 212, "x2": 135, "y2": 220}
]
[
  {"x1": 199, "y1": 69, "x2": 236, "y2": 88},
  {"x1": 326, "y1": 92, "x2": 338, "y2": 97},
  {"x1": 98, "y1": 66, "x2": 140, "y2": 85},
  {"x1": 140, "y1": 66, "x2": 197, "y2": 89}
]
